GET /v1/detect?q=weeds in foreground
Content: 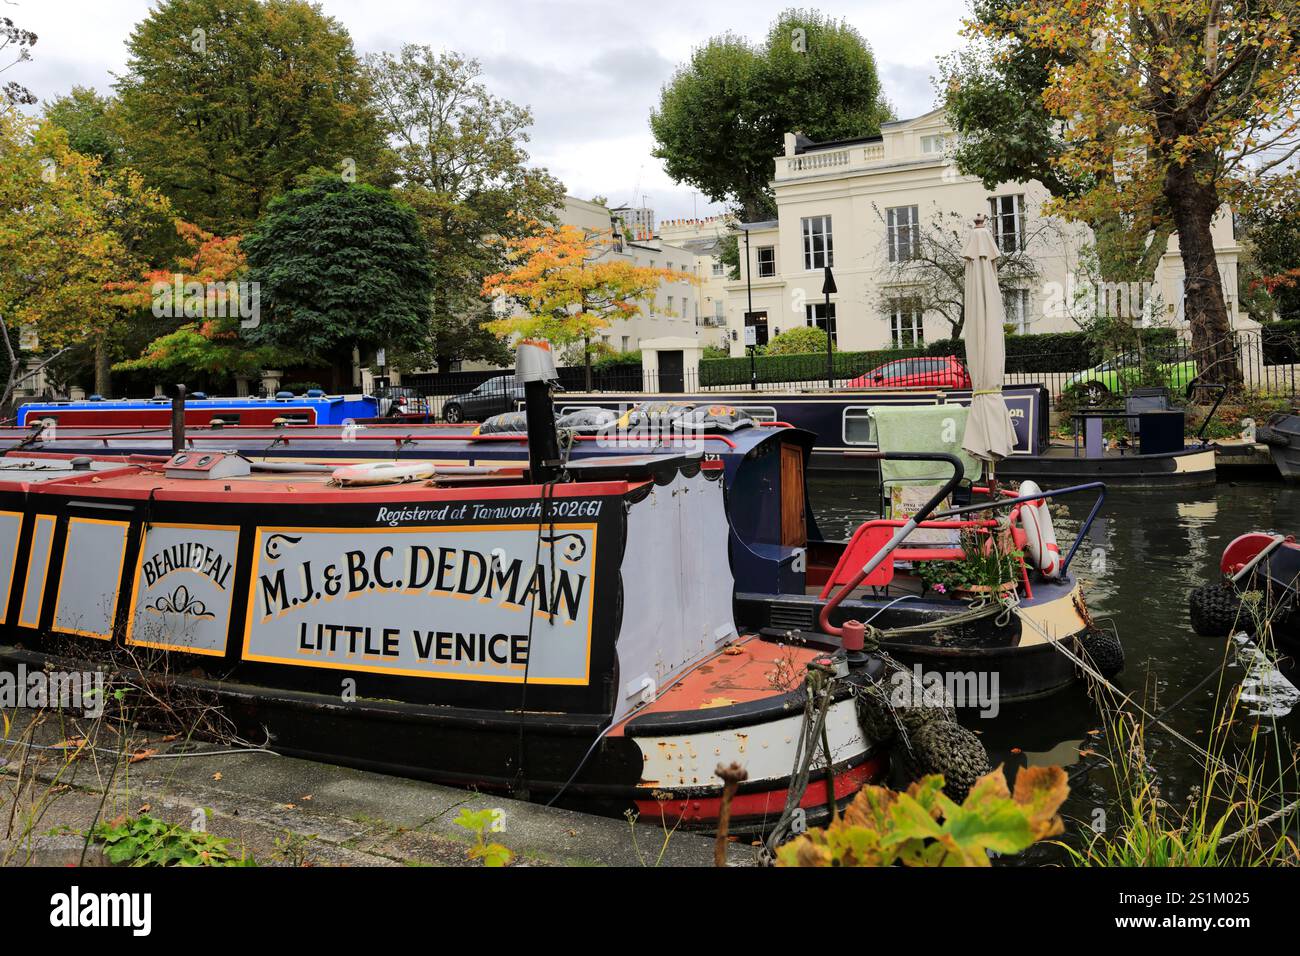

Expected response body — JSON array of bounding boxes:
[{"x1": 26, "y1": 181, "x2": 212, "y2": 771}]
[
  {"x1": 452, "y1": 808, "x2": 514, "y2": 867},
  {"x1": 1063, "y1": 588, "x2": 1300, "y2": 867},
  {"x1": 91, "y1": 813, "x2": 255, "y2": 867},
  {"x1": 624, "y1": 790, "x2": 683, "y2": 867}
]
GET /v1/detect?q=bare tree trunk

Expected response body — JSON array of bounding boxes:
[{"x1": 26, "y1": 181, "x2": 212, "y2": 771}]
[
  {"x1": 1164, "y1": 158, "x2": 1241, "y2": 391},
  {"x1": 583, "y1": 335, "x2": 592, "y2": 391},
  {"x1": 94, "y1": 338, "x2": 113, "y2": 398}
]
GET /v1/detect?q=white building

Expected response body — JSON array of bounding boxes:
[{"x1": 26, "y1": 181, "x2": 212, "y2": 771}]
[
  {"x1": 722, "y1": 109, "x2": 1248, "y2": 356},
  {"x1": 557, "y1": 197, "x2": 710, "y2": 356},
  {"x1": 658, "y1": 215, "x2": 735, "y2": 350}
]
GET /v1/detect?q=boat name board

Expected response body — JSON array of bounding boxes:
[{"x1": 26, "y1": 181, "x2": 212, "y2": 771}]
[{"x1": 242, "y1": 523, "x2": 600, "y2": 685}]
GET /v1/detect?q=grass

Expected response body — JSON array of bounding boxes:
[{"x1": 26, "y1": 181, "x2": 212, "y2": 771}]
[{"x1": 1061, "y1": 586, "x2": 1300, "y2": 866}]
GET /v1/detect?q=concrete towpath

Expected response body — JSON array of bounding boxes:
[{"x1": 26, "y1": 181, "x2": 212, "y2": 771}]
[{"x1": 0, "y1": 709, "x2": 752, "y2": 867}]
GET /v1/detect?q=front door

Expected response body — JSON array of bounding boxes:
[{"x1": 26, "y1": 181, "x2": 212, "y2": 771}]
[{"x1": 658, "y1": 351, "x2": 685, "y2": 393}]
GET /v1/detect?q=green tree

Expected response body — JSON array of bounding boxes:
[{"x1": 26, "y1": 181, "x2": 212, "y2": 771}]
[
  {"x1": 242, "y1": 178, "x2": 435, "y2": 389},
  {"x1": 939, "y1": 0, "x2": 1173, "y2": 286},
  {"x1": 950, "y1": 0, "x2": 1300, "y2": 390},
  {"x1": 366, "y1": 46, "x2": 566, "y2": 372},
  {"x1": 43, "y1": 86, "x2": 126, "y2": 169},
  {"x1": 651, "y1": 9, "x2": 891, "y2": 220},
  {"x1": 0, "y1": 109, "x2": 174, "y2": 397},
  {"x1": 115, "y1": 0, "x2": 388, "y2": 234},
  {"x1": 1242, "y1": 192, "x2": 1300, "y2": 322}
]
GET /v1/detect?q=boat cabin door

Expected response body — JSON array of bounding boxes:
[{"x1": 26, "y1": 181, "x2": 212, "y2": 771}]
[{"x1": 780, "y1": 442, "x2": 807, "y2": 548}]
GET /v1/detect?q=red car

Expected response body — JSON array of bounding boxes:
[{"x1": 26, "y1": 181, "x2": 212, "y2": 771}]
[{"x1": 847, "y1": 355, "x2": 971, "y2": 390}]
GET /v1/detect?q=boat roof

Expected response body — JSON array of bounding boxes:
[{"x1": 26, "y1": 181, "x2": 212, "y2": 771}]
[
  {"x1": 0, "y1": 452, "x2": 703, "y2": 503},
  {"x1": 0, "y1": 420, "x2": 802, "y2": 462},
  {"x1": 18, "y1": 394, "x2": 367, "y2": 411}
]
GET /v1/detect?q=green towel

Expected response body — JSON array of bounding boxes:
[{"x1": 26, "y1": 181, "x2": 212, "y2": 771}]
[{"x1": 873, "y1": 404, "x2": 981, "y2": 485}]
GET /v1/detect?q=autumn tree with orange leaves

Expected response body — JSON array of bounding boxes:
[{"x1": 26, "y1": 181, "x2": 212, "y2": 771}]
[
  {"x1": 109, "y1": 221, "x2": 295, "y2": 384},
  {"x1": 972, "y1": 0, "x2": 1300, "y2": 390},
  {"x1": 482, "y1": 224, "x2": 695, "y2": 388}
]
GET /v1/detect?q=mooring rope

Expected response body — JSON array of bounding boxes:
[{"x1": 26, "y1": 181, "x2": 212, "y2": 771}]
[
  {"x1": 1004, "y1": 594, "x2": 1232, "y2": 776},
  {"x1": 760, "y1": 663, "x2": 838, "y2": 863}
]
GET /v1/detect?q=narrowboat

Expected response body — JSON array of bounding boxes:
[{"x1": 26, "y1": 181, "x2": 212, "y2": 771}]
[
  {"x1": 15, "y1": 391, "x2": 379, "y2": 428},
  {"x1": 552, "y1": 386, "x2": 1215, "y2": 487},
  {"x1": 1189, "y1": 531, "x2": 1300, "y2": 662},
  {"x1": 0, "y1": 446, "x2": 904, "y2": 832},
  {"x1": 1257, "y1": 411, "x2": 1300, "y2": 481}
]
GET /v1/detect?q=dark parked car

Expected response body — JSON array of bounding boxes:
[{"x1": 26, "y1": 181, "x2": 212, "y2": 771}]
[
  {"x1": 441, "y1": 375, "x2": 525, "y2": 423},
  {"x1": 847, "y1": 355, "x2": 972, "y2": 390}
]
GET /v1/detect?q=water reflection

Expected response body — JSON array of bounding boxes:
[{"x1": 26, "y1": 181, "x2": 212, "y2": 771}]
[{"x1": 807, "y1": 475, "x2": 1300, "y2": 857}]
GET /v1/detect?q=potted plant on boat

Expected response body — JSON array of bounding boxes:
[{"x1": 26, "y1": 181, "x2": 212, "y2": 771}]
[{"x1": 914, "y1": 528, "x2": 1024, "y2": 601}]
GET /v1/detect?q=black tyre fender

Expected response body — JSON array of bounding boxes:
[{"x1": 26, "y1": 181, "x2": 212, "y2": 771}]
[
  {"x1": 1077, "y1": 627, "x2": 1125, "y2": 679},
  {"x1": 1188, "y1": 583, "x2": 1244, "y2": 637}
]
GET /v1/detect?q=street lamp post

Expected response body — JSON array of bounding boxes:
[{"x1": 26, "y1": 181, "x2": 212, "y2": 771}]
[
  {"x1": 821, "y1": 265, "x2": 837, "y2": 390},
  {"x1": 744, "y1": 225, "x2": 756, "y2": 390}
]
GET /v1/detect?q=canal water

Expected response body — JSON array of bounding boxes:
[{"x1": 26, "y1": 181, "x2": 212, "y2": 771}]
[{"x1": 809, "y1": 474, "x2": 1300, "y2": 860}]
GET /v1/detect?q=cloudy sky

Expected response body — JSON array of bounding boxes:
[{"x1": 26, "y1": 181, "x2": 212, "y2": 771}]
[{"x1": 10, "y1": 0, "x2": 966, "y2": 220}]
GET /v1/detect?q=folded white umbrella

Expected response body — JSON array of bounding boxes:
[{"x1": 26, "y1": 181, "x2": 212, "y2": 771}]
[{"x1": 960, "y1": 221, "x2": 1018, "y2": 466}]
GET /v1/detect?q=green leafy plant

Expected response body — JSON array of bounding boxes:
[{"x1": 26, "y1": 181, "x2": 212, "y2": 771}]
[
  {"x1": 776, "y1": 765, "x2": 1068, "y2": 866},
  {"x1": 452, "y1": 808, "x2": 514, "y2": 867},
  {"x1": 91, "y1": 813, "x2": 255, "y2": 867},
  {"x1": 766, "y1": 326, "x2": 837, "y2": 356},
  {"x1": 914, "y1": 528, "x2": 1023, "y2": 595}
]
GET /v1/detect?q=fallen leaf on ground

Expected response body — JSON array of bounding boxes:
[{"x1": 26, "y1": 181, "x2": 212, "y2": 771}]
[
  {"x1": 128, "y1": 749, "x2": 157, "y2": 764},
  {"x1": 211, "y1": 772, "x2": 222, "y2": 781}
]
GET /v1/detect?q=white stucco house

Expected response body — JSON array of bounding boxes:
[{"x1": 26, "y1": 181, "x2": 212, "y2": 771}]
[{"x1": 721, "y1": 109, "x2": 1249, "y2": 357}]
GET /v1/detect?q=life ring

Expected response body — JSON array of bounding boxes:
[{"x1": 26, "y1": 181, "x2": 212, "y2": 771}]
[
  {"x1": 331, "y1": 461, "x2": 436, "y2": 487},
  {"x1": 1015, "y1": 480, "x2": 1062, "y2": 579}
]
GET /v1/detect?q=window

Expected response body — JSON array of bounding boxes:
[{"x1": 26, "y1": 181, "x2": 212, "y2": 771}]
[
  {"x1": 757, "y1": 246, "x2": 776, "y2": 277},
  {"x1": 888, "y1": 297, "x2": 924, "y2": 348},
  {"x1": 711, "y1": 260, "x2": 725, "y2": 277},
  {"x1": 667, "y1": 261, "x2": 674, "y2": 271},
  {"x1": 886, "y1": 205, "x2": 919, "y2": 262},
  {"x1": 713, "y1": 299, "x2": 725, "y2": 322},
  {"x1": 920, "y1": 134, "x2": 949, "y2": 155},
  {"x1": 843, "y1": 408, "x2": 878, "y2": 446},
  {"x1": 805, "y1": 302, "x2": 837, "y2": 344},
  {"x1": 621, "y1": 335, "x2": 630, "y2": 351},
  {"x1": 988, "y1": 195, "x2": 1024, "y2": 253},
  {"x1": 1003, "y1": 288, "x2": 1030, "y2": 334},
  {"x1": 667, "y1": 295, "x2": 674, "y2": 315},
  {"x1": 802, "y1": 216, "x2": 833, "y2": 270}
]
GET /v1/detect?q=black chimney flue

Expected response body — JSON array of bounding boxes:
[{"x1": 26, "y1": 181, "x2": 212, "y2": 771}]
[{"x1": 516, "y1": 340, "x2": 563, "y2": 484}]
